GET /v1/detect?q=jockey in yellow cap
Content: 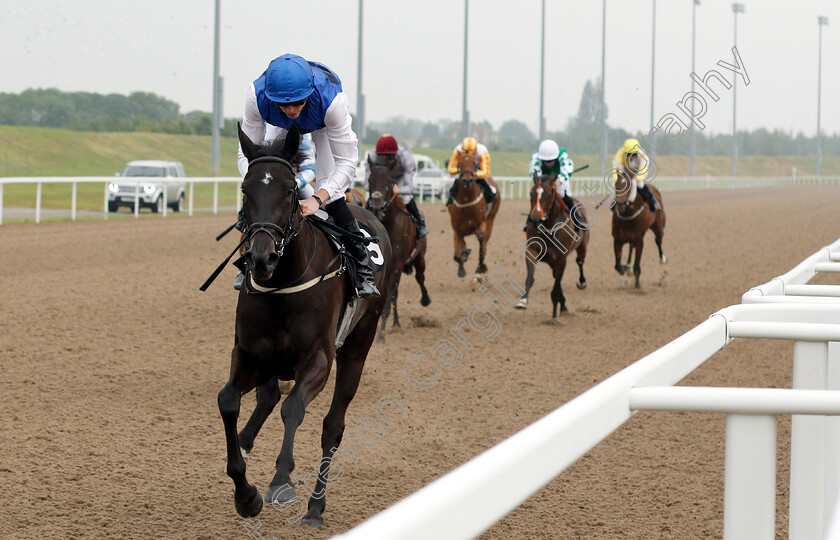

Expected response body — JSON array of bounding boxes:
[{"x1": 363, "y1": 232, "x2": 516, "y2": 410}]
[
  {"x1": 446, "y1": 137, "x2": 496, "y2": 206},
  {"x1": 611, "y1": 138, "x2": 660, "y2": 212}
]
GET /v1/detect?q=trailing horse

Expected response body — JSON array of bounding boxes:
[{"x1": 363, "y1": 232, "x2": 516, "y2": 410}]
[
  {"x1": 447, "y1": 151, "x2": 501, "y2": 278},
  {"x1": 366, "y1": 156, "x2": 431, "y2": 340},
  {"x1": 216, "y1": 124, "x2": 393, "y2": 528},
  {"x1": 611, "y1": 170, "x2": 667, "y2": 288},
  {"x1": 516, "y1": 173, "x2": 589, "y2": 317}
]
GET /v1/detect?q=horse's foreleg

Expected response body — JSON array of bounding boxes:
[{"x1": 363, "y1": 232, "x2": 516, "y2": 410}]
[
  {"x1": 575, "y1": 238, "x2": 588, "y2": 290},
  {"x1": 515, "y1": 250, "x2": 538, "y2": 309},
  {"x1": 551, "y1": 258, "x2": 568, "y2": 317},
  {"x1": 392, "y1": 286, "x2": 401, "y2": 328},
  {"x1": 633, "y1": 240, "x2": 644, "y2": 289},
  {"x1": 626, "y1": 245, "x2": 634, "y2": 268},
  {"x1": 654, "y1": 222, "x2": 667, "y2": 264},
  {"x1": 266, "y1": 349, "x2": 331, "y2": 507},
  {"x1": 414, "y1": 251, "x2": 431, "y2": 307},
  {"x1": 238, "y1": 378, "x2": 282, "y2": 454},
  {"x1": 475, "y1": 226, "x2": 488, "y2": 275},
  {"x1": 377, "y1": 277, "x2": 396, "y2": 343},
  {"x1": 219, "y1": 347, "x2": 261, "y2": 517},
  {"x1": 302, "y1": 315, "x2": 378, "y2": 529},
  {"x1": 614, "y1": 237, "x2": 627, "y2": 275},
  {"x1": 453, "y1": 233, "x2": 467, "y2": 278}
]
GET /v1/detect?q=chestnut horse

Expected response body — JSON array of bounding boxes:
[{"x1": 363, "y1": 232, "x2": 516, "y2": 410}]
[
  {"x1": 217, "y1": 124, "x2": 393, "y2": 528},
  {"x1": 366, "y1": 156, "x2": 430, "y2": 340},
  {"x1": 516, "y1": 173, "x2": 589, "y2": 317},
  {"x1": 447, "y1": 151, "x2": 501, "y2": 277},
  {"x1": 612, "y1": 170, "x2": 667, "y2": 288}
]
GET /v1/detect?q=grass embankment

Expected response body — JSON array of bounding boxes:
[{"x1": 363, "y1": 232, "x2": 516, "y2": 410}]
[{"x1": 1, "y1": 125, "x2": 837, "y2": 210}]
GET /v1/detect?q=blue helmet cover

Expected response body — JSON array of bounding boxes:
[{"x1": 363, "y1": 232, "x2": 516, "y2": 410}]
[{"x1": 265, "y1": 54, "x2": 315, "y2": 103}]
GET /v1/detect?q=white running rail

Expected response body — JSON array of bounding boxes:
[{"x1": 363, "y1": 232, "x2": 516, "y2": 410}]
[{"x1": 333, "y1": 238, "x2": 840, "y2": 540}]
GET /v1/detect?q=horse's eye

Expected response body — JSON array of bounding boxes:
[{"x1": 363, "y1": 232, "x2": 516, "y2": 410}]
[{"x1": 287, "y1": 188, "x2": 295, "y2": 196}]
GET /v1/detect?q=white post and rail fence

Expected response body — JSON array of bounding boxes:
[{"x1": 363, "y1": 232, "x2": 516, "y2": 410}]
[
  {"x1": 331, "y1": 238, "x2": 840, "y2": 540},
  {"x1": 1, "y1": 175, "x2": 839, "y2": 225}
]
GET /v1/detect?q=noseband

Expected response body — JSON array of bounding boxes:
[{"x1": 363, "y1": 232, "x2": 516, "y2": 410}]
[
  {"x1": 244, "y1": 155, "x2": 301, "y2": 257},
  {"x1": 528, "y1": 183, "x2": 556, "y2": 224}
]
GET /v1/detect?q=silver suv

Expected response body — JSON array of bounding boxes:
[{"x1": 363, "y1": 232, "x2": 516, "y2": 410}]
[{"x1": 107, "y1": 160, "x2": 186, "y2": 213}]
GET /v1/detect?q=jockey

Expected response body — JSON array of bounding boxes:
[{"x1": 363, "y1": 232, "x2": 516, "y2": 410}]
[
  {"x1": 611, "y1": 138, "x2": 660, "y2": 212},
  {"x1": 446, "y1": 136, "x2": 497, "y2": 209},
  {"x1": 528, "y1": 139, "x2": 581, "y2": 230},
  {"x1": 364, "y1": 134, "x2": 429, "y2": 238},
  {"x1": 235, "y1": 53, "x2": 379, "y2": 298}
]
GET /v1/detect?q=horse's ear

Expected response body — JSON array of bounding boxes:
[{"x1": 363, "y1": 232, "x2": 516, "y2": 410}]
[
  {"x1": 283, "y1": 124, "x2": 301, "y2": 159},
  {"x1": 238, "y1": 122, "x2": 258, "y2": 162}
]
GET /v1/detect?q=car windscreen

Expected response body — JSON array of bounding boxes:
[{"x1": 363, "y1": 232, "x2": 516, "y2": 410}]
[{"x1": 123, "y1": 166, "x2": 166, "y2": 177}]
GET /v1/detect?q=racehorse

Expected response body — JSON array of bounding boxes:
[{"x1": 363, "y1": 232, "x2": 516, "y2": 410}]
[
  {"x1": 447, "y1": 151, "x2": 500, "y2": 278},
  {"x1": 611, "y1": 170, "x2": 666, "y2": 288},
  {"x1": 366, "y1": 155, "x2": 430, "y2": 340},
  {"x1": 217, "y1": 123, "x2": 393, "y2": 528},
  {"x1": 516, "y1": 173, "x2": 589, "y2": 317},
  {"x1": 345, "y1": 188, "x2": 365, "y2": 206}
]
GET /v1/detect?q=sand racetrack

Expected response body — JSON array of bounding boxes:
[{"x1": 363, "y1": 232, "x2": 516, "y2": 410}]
[{"x1": 2, "y1": 186, "x2": 839, "y2": 539}]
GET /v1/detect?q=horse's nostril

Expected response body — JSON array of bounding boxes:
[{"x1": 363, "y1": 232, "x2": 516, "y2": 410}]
[{"x1": 266, "y1": 252, "x2": 279, "y2": 268}]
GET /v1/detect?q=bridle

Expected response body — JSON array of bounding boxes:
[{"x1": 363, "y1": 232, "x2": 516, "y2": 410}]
[
  {"x1": 528, "y1": 180, "x2": 558, "y2": 224},
  {"x1": 243, "y1": 155, "x2": 301, "y2": 258},
  {"x1": 613, "y1": 172, "x2": 645, "y2": 221},
  {"x1": 365, "y1": 164, "x2": 397, "y2": 218}
]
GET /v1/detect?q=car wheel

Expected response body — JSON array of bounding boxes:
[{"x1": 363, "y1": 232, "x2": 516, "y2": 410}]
[
  {"x1": 173, "y1": 193, "x2": 184, "y2": 212},
  {"x1": 107, "y1": 201, "x2": 118, "y2": 213},
  {"x1": 152, "y1": 195, "x2": 163, "y2": 213}
]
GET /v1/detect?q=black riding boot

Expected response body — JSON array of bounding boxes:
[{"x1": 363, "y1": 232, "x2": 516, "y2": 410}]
[
  {"x1": 326, "y1": 198, "x2": 380, "y2": 299},
  {"x1": 477, "y1": 178, "x2": 497, "y2": 203},
  {"x1": 404, "y1": 197, "x2": 429, "y2": 237},
  {"x1": 446, "y1": 182, "x2": 459, "y2": 206},
  {"x1": 638, "y1": 184, "x2": 661, "y2": 212},
  {"x1": 562, "y1": 194, "x2": 581, "y2": 232}
]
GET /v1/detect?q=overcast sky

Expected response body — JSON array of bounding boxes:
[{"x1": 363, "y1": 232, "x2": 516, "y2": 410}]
[{"x1": 2, "y1": 0, "x2": 838, "y2": 138}]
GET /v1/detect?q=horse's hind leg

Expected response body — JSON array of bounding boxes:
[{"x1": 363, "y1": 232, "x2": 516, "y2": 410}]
[
  {"x1": 653, "y1": 222, "x2": 667, "y2": 264},
  {"x1": 377, "y1": 278, "x2": 396, "y2": 343},
  {"x1": 626, "y1": 244, "x2": 634, "y2": 269},
  {"x1": 414, "y1": 251, "x2": 431, "y2": 307},
  {"x1": 238, "y1": 378, "x2": 282, "y2": 454},
  {"x1": 265, "y1": 349, "x2": 331, "y2": 508},
  {"x1": 475, "y1": 228, "x2": 488, "y2": 274},
  {"x1": 218, "y1": 346, "x2": 262, "y2": 517},
  {"x1": 302, "y1": 314, "x2": 379, "y2": 529}
]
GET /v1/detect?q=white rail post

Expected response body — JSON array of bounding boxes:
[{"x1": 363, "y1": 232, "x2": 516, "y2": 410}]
[
  {"x1": 189, "y1": 182, "x2": 194, "y2": 216},
  {"x1": 103, "y1": 184, "x2": 108, "y2": 220},
  {"x1": 162, "y1": 182, "x2": 168, "y2": 217},
  {"x1": 827, "y1": 342, "x2": 840, "y2": 535},
  {"x1": 213, "y1": 181, "x2": 219, "y2": 214},
  {"x1": 419, "y1": 183, "x2": 424, "y2": 201},
  {"x1": 519, "y1": 180, "x2": 523, "y2": 199},
  {"x1": 134, "y1": 182, "x2": 140, "y2": 218},
  {"x1": 35, "y1": 181, "x2": 42, "y2": 224},
  {"x1": 724, "y1": 414, "x2": 777, "y2": 539},
  {"x1": 789, "y1": 340, "x2": 829, "y2": 539},
  {"x1": 71, "y1": 181, "x2": 77, "y2": 221}
]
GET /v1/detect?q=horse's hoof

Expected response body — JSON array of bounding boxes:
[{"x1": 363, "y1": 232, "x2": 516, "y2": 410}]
[
  {"x1": 476, "y1": 264, "x2": 488, "y2": 274},
  {"x1": 576, "y1": 281, "x2": 587, "y2": 290},
  {"x1": 377, "y1": 335, "x2": 386, "y2": 344},
  {"x1": 301, "y1": 514, "x2": 324, "y2": 529},
  {"x1": 660, "y1": 255, "x2": 668, "y2": 264},
  {"x1": 393, "y1": 321, "x2": 401, "y2": 328},
  {"x1": 515, "y1": 298, "x2": 527, "y2": 310},
  {"x1": 420, "y1": 297, "x2": 431, "y2": 307},
  {"x1": 265, "y1": 483, "x2": 295, "y2": 507},
  {"x1": 457, "y1": 267, "x2": 466, "y2": 278},
  {"x1": 235, "y1": 486, "x2": 264, "y2": 518}
]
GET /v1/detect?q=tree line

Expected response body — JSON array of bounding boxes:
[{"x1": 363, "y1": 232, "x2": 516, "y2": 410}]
[{"x1": 2, "y1": 87, "x2": 837, "y2": 156}]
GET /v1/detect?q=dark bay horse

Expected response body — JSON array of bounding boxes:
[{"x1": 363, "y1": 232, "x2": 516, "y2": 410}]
[
  {"x1": 218, "y1": 123, "x2": 393, "y2": 528},
  {"x1": 516, "y1": 173, "x2": 589, "y2": 317},
  {"x1": 448, "y1": 151, "x2": 500, "y2": 278},
  {"x1": 612, "y1": 170, "x2": 667, "y2": 288},
  {"x1": 366, "y1": 156, "x2": 430, "y2": 340}
]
